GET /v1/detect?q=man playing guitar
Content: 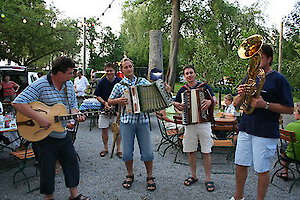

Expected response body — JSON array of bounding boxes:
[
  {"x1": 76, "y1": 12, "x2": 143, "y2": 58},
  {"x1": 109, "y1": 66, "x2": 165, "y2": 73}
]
[{"x1": 12, "y1": 57, "x2": 90, "y2": 200}]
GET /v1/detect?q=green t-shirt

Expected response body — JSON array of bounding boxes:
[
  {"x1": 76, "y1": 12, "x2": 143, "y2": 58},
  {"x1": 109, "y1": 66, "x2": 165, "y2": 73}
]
[
  {"x1": 165, "y1": 105, "x2": 178, "y2": 121},
  {"x1": 285, "y1": 120, "x2": 300, "y2": 160}
]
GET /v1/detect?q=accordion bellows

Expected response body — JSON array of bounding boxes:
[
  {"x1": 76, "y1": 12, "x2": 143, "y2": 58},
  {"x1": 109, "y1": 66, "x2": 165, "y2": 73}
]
[
  {"x1": 124, "y1": 80, "x2": 173, "y2": 113},
  {"x1": 181, "y1": 88, "x2": 214, "y2": 125}
]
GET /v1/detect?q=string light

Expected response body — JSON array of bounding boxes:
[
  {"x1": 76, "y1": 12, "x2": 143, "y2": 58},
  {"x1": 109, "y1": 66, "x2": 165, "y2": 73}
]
[
  {"x1": 0, "y1": 10, "x2": 49, "y2": 26},
  {"x1": 100, "y1": 0, "x2": 115, "y2": 17}
]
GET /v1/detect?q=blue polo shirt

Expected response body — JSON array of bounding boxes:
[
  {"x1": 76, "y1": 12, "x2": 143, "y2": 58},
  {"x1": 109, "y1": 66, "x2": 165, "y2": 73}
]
[
  {"x1": 239, "y1": 70, "x2": 294, "y2": 138},
  {"x1": 94, "y1": 76, "x2": 122, "y2": 110},
  {"x1": 175, "y1": 81, "x2": 215, "y2": 103},
  {"x1": 13, "y1": 75, "x2": 78, "y2": 138}
]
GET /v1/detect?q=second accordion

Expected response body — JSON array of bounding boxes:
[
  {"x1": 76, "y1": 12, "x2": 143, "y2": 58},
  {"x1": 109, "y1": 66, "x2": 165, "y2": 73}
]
[
  {"x1": 181, "y1": 88, "x2": 214, "y2": 125},
  {"x1": 123, "y1": 79, "x2": 173, "y2": 113}
]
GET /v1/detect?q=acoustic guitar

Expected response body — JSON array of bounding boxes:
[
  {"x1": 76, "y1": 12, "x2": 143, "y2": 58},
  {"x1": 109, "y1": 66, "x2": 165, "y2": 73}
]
[{"x1": 16, "y1": 101, "x2": 102, "y2": 142}]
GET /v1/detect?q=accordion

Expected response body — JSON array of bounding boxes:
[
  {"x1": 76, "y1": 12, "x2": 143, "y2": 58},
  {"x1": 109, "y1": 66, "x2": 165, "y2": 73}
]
[
  {"x1": 181, "y1": 88, "x2": 214, "y2": 125},
  {"x1": 123, "y1": 80, "x2": 173, "y2": 113}
]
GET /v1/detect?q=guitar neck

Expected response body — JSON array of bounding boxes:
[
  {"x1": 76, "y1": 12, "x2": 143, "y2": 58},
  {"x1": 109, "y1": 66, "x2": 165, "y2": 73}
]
[{"x1": 54, "y1": 111, "x2": 101, "y2": 122}]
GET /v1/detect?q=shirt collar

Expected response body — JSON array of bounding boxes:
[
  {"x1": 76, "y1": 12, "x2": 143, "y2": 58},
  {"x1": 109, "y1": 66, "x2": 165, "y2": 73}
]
[{"x1": 123, "y1": 76, "x2": 137, "y2": 86}]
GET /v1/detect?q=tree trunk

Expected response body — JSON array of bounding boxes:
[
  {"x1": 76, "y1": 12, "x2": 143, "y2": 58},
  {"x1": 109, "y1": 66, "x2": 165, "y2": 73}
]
[
  {"x1": 148, "y1": 30, "x2": 163, "y2": 80},
  {"x1": 166, "y1": 0, "x2": 180, "y2": 90}
]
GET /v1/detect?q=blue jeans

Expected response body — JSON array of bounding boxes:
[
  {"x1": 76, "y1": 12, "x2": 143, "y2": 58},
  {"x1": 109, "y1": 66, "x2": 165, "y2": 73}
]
[{"x1": 120, "y1": 122, "x2": 154, "y2": 162}]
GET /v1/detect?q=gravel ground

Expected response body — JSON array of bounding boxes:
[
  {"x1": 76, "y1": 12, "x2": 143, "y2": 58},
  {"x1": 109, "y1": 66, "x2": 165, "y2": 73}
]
[{"x1": 0, "y1": 114, "x2": 299, "y2": 200}]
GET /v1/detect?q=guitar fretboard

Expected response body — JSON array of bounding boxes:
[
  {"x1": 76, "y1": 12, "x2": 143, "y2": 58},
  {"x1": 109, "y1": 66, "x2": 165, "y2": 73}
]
[{"x1": 54, "y1": 111, "x2": 102, "y2": 122}]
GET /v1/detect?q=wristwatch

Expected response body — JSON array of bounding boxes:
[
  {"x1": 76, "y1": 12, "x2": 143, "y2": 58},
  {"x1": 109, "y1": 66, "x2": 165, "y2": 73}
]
[{"x1": 265, "y1": 102, "x2": 270, "y2": 110}]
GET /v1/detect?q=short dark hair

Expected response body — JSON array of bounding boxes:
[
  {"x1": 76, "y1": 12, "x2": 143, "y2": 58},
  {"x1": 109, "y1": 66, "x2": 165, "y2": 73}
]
[
  {"x1": 3, "y1": 75, "x2": 10, "y2": 81},
  {"x1": 51, "y1": 56, "x2": 75, "y2": 74},
  {"x1": 104, "y1": 63, "x2": 117, "y2": 71},
  {"x1": 261, "y1": 45, "x2": 273, "y2": 65},
  {"x1": 183, "y1": 65, "x2": 196, "y2": 74}
]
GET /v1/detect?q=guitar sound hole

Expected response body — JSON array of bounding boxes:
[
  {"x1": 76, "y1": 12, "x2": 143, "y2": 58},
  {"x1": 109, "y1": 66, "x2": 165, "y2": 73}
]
[{"x1": 34, "y1": 109, "x2": 48, "y2": 114}]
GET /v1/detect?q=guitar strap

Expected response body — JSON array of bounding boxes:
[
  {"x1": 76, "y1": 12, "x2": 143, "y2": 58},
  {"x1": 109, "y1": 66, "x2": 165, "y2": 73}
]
[{"x1": 46, "y1": 73, "x2": 72, "y2": 114}]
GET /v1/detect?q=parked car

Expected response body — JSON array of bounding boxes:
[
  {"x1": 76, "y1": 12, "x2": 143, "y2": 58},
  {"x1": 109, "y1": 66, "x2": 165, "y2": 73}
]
[{"x1": 0, "y1": 65, "x2": 38, "y2": 98}]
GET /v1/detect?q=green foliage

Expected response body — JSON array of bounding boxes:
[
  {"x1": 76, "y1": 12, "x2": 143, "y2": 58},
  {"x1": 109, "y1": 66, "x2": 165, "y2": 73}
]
[
  {"x1": 121, "y1": 0, "x2": 272, "y2": 88},
  {"x1": 121, "y1": 0, "x2": 171, "y2": 68},
  {"x1": 281, "y1": 1, "x2": 300, "y2": 88},
  {"x1": 0, "y1": 0, "x2": 80, "y2": 68},
  {"x1": 85, "y1": 18, "x2": 124, "y2": 70}
]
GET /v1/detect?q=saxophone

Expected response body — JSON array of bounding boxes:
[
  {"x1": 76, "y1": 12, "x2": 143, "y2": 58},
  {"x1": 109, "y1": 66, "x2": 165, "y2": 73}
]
[{"x1": 237, "y1": 34, "x2": 265, "y2": 114}]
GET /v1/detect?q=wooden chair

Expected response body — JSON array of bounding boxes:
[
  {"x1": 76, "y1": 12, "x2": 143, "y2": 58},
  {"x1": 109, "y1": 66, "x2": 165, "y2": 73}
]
[
  {"x1": 156, "y1": 113, "x2": 183, "y2": 162},
  {"x1": 271, "y1": 129, "x2": 300, "y2": 193},
  {"x1": 211, "y1": 118, "x2": 238, "y2": 174},
  {"x1": 10, "y1": 138, "x2": 39, "y2": 193}
]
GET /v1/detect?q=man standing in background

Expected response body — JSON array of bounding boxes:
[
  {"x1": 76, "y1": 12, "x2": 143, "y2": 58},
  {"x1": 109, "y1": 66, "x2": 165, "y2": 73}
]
[
  {"x1": 74, "y1": 70, "x2": 89, "y2": 105},
  {"x1": 94, "y1": 63, "x2": 122, "y2": 158}
]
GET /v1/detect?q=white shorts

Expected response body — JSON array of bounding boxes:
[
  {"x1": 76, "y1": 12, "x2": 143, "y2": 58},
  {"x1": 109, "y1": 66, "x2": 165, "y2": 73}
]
[
  {"x1": 234, "y1": 131, "x2": 278, "y2": 173},
  {"x1": 183, "y1": 122, "x2": 213, "y2": 153},
  {"x1": 98, "y1": 114, "x2": 117, "y2": 129}
]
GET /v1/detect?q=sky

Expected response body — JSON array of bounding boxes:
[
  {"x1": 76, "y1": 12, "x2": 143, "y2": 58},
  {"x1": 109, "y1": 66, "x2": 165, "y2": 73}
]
[{"x1": 45, "y1": 0, "x2": 297, "y2": 33}]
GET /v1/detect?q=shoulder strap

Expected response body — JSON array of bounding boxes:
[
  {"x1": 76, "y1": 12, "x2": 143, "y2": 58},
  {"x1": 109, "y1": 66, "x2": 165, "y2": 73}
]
[{"x1": 183, "y1": 82, "x2": 206, "y2": 90}]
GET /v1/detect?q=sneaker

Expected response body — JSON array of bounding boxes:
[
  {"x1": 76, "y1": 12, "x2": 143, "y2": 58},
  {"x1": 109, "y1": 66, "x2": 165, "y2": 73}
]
[{"x1": 230, "y1": 197, "x2": 244, "y2": 200}]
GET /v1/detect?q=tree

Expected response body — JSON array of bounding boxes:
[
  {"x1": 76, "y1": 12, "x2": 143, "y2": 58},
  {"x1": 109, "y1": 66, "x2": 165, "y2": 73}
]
[
  {"x1": 121, "y1": 0, "x2": 171, "y2": 69},
  {"x1": 121, "y1": 0, "x2": 272, "y2": 88},
  {"x1": 166, "y1": 0, "x2": 180, "y2": 89},
  {"x1": 281, "y1": 1, "x2": 300, "y2": 89},
  {"x1": 0, "y1": 0, "x2": 81, "y2": 68},
  {"x1": 85, "y1": 18, "x2": 124, "y2": 70}
]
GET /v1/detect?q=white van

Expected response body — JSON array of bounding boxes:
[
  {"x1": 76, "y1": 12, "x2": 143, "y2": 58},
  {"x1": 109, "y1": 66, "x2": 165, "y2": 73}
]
[{"x1": 0, "y1": 65, "x2": 39, "y2": 98}]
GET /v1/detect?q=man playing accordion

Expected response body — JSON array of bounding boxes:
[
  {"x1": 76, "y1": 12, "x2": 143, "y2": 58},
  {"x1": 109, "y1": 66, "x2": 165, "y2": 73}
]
[
  {"x1": 174, "y1": 65, "x2": 216, "y2": 192},
  {"x1": 108, "y1": 58, "x2": 156, "y2": 191}
]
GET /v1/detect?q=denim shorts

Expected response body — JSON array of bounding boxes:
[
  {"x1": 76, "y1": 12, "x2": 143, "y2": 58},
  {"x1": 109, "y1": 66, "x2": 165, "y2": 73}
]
[
  {"x1": 234, "y1": 131, "x2": 278, "y2": 173},
  {"x1": 120, "y1": 122, "x2": 154, "y2": 162}
]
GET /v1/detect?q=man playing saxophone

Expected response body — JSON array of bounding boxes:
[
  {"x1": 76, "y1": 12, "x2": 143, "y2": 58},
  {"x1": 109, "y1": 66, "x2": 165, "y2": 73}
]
[{"x1": 231, "y1": 44, "x2": 294, "y2": 200}]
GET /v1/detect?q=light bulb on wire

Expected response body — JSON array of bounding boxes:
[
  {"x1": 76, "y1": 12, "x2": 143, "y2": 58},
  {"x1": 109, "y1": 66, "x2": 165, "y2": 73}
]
[{"x1": 22, "y1": 18, "x2": 27, "y2": 23}]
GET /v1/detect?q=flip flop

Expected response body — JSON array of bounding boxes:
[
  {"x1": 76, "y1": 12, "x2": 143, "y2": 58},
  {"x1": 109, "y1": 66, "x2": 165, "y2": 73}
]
[
  {"x1": 100, "y1": 150, "x2": 108, "y2": 157},
  {"x1": 205, "y1": 181, "x2": 215, "y2": 192},
  {"x1": 276, "y1": 172, "x2": 289, "y2": 181},
  {"x1": 116, "y1": 152, "x2": 122, "y2": 159}
]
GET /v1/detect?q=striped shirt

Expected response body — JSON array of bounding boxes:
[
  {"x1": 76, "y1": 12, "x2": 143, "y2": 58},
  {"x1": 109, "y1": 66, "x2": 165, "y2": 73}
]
[
  {"x1": 1, "y1": 81, "x2": 18, "y2": 96},
  {"x1": 13, "y1": 75, "x2": 78, "y2": 138},
  {"x1": 109, "y1": 76, "x2": 151, "y2": 124}
]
